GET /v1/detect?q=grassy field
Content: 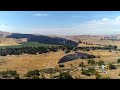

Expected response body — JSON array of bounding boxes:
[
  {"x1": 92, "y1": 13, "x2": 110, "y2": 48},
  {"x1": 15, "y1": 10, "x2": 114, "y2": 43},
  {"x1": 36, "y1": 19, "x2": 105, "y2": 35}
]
[{"x1": 0, "y1": 50, "x2": 65, "y2": 76}]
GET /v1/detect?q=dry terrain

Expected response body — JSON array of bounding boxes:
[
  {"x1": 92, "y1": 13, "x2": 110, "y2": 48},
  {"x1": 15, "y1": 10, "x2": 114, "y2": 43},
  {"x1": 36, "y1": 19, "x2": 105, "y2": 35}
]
[
  {"x1": 0, "y1": 50, "x2": 67, "y2": 76},
  {"x1": 0, "y1": 35, "x2": 120, "y2": 79},
  {"x1": 0, "y1": 38, "x2": 27, "y2": 46}
]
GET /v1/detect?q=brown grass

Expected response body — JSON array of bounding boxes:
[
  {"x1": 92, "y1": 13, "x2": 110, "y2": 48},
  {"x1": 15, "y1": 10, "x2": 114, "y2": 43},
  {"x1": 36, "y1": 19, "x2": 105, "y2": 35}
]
[{"x1": 0, "y1": 50, "x2": 65, "y2": 76}]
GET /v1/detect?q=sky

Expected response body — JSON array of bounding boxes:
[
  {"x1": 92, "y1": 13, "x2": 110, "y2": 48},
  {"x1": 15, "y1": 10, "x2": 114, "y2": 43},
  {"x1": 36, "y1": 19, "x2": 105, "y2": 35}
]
[{"x1": 1, "y1": 11, "x2": 120, "y2": 35}]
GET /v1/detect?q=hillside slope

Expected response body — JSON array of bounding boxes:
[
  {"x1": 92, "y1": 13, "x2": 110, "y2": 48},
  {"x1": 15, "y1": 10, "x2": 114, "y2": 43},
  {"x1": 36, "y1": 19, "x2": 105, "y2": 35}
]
[{"x1": 7, "y1": 33, "x2": 78, "y2": 46}]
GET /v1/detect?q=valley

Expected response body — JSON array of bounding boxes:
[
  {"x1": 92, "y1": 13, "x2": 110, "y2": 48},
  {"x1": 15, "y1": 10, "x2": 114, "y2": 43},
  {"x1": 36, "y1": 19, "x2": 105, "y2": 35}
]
[{"x1": 0, "y1": 32, "x2": 120, "y2": 79}]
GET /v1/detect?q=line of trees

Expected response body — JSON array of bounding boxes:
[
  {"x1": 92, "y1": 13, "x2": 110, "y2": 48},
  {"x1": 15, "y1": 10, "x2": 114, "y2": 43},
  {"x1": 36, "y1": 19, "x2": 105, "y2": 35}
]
[
  {"x1": 0, "y1": 45, "x2": 76, "y2": 56},
  {"x1": 74, "y1": 45, "x2": 117, "y2": 51}
]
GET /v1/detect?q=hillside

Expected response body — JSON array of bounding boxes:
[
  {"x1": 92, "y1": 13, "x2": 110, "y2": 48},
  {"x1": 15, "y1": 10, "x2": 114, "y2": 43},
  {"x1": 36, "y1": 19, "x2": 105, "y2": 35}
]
[
  {"x1": 7, "y1": 33, "x2": 78, "y2": 46},
  {"x1": 0, "y1": 38, "x2": 20, "y2": 46}
]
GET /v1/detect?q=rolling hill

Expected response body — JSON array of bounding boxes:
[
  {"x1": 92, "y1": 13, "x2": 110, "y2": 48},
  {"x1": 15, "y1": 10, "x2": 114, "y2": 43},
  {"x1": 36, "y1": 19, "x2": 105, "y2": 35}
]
[{"x1": 7, "y1": 33, "x2": 78, "y2": 46}]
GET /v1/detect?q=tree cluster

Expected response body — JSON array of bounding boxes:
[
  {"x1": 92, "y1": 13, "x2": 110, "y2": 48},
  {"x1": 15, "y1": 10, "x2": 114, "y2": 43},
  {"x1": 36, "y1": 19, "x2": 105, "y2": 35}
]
[{"x1": 0, "y1": 45, "x2": 76, "y2": 56}]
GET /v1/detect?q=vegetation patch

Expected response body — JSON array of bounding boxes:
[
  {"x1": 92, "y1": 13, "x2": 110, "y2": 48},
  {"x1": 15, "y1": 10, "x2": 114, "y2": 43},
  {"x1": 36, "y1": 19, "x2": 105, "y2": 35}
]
[
  {"x1": 81, "y1": 67, "x2": 96, "y2": 76},
  {"x1": 24, "y1": 69, "x2": 40, "y2": 77},
  {"x1": 0, "y1": 70, "x2": 19, "y2": 79},
  {"x1": 109, "y1": 63, "x2": 116, "y2": 69}
]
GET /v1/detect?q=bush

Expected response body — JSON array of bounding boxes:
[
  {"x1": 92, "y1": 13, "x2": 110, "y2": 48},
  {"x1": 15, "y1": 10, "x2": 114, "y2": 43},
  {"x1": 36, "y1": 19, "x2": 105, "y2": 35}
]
[
  {"x1": 39, "y1": 68, "x2": 59, "y2": 74},
  {"x1": 25, "y1": 69, "x2": 40, "y2": 77},
  {"x1": 59, "y1": 64, "x2": 64, "y2": 68},
  {"x1": 117, "y1": 59, "x2": 120, "y2": 63},
  {"x1": 95, "y1": 73, "x2": 102, "y2": 79},
  {"x1": 87, "y1": 59, "x2": 95, "y2": 65},
  {"x1": 32, "y1": 75, "x2": 39, "y2": 79},
  {"x1": 0, "y1": 70, "x2": 19, "y2": 79},
  {"x1": 79, "y1": 62, "x2": 85, "y2": 67},
  {"x1": 81, "y1": 70, "x2": 90, "y2": 76},
  {"x1": 102, "y1": 76, "x2": 110, "y2": 79},
  {"x1": 14, "y1": 75, "x2": 20, "y2": 79},
  {"x1": 39, "y1": 75, "x2": 46, "y2": 79},
  {"x1": 98, "y1": 60, "x2": 104, "y2": 66},
  {"x1": 81, "y1": 67, "x2": 96, "y2": 76},
  {"x1": 87, "y1": 67, "x2": 96, "y2": 75},
  {"x1": 58, "y1": 72, "x2": 73, "y2": 79},
  {"x1": 109, "y1": 63, "x2": 116, "y2": 69}
]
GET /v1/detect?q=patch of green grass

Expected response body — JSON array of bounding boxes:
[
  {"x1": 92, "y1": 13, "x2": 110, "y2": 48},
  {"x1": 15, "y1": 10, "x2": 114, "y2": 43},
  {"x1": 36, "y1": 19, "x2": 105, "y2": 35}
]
[{"x1": 20, "y1": 42, "x2": 61, "y2": 47}]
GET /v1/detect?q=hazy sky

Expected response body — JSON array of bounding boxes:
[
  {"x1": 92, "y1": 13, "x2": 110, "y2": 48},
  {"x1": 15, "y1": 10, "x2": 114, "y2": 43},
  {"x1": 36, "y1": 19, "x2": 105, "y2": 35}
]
[{"x1": 1, "y1": 11, "x2": 120, "y2": 35}]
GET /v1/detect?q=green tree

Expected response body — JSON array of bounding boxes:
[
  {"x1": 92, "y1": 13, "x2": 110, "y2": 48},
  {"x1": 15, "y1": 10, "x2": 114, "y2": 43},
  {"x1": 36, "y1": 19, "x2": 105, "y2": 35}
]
[
  {"x1": 59, "y1": 72, "x2": 73, "y2": 79},
  {"x1": 117, "y1": 58, "x2": 120, "y2": 63},
  {"x1": 95, "y1": 73, "x2": 102, "y2": 79},
  {"x1": 87, "y1": 59, "x2": 95, "y2": 65},
  {"x1": 109, "y1": 63, "x2": 116, "y2": 69},
  {"x1": 25, "y1": 69, "x2": 40, "y2": 77},
  {"x1": 98, "y1": 60, "x2": 104, "y2": 66}
]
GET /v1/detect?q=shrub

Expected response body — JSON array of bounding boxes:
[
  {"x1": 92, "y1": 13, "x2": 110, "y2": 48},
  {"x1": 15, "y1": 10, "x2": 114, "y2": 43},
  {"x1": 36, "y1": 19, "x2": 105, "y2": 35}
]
[
  {"x1": 25, "y1": 69, "x2": 40, "y2": 77},
  {"x1": 79, "y1": 62, "x2": 85, "y2": 67},
  {"x1": 81, "y1": 70, "x2": 90, "y2": 76},
  {"x1": 102, "y1": 76, "x2": 110, "y2": 79},
  {"x1": 39, "y1": 68, "x2": 59, "y2": 74},
  {"x1": 98, "y1": 60, "x2": 104, "y2": 66},
  {"x1": 59, "y1": 64, "x2": 64, "y2": 68},
  {"x1": 40, "y1": 75, "x2": 46, "y2": 79},
  {"x1": 109, "y1": 63, "x2": 116, "y2": 69},
  {"x1": 87, "y1": 59, "x2": 95, "y2": 65},
  {"x1": 117, "y1": 59, "x2": 120, "y2": 63},
  {"x1": 58, "y1": 72, "x2": 73, "y2": 79},
  {"x1": 81, "y1": 67, "x2": 96, "y2": 76},
  {"x1": 32, "y1": 75, "x2": 39, "y2": 79},
  {"x1": 14, "y1": 75, "x2": 20, "y2": 79},
  {"x1": 95, "y1": 73, "x2": 102, "y2": 79},
  {"x1": 0, "y1": 70, "x2": 19, "y2": 79},
  {"x1": 87, "y1": 67, "x2": 96, "y2": 75}
]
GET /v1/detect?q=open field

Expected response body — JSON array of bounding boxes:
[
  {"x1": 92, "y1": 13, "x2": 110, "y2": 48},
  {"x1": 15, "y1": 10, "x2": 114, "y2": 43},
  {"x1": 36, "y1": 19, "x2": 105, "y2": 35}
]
[
  {"x1": 0, "y1": 38, "x2": 20, "y2": 46},
  {"x1": 64, "y1": 35, "x2": 120, "y2": 49},
  {"x1": 82, "y1": 39, "x2": 120, "y2": 49},
  {"x1": 0, "y1": 50, "x2": 65, "y2": 76}
]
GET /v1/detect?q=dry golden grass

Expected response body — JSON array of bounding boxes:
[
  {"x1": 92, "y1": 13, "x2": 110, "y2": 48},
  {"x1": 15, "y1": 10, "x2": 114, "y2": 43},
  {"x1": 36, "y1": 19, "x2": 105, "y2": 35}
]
[
  {"x1": 82, "y1": 39, "x2": 120, "y2": 49},
  {"x1": 0, "y1": 50, "x2": 66, "y2": 76},
  {"x1": 78, "y1": 43, "x2": 102, "y2": 47},
  {"x1": 0, "y1": 38, "x2": 20, "y2": 46},
  {"x1": 0, "y1": 38, "x2": 27, "y2": 46}
]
